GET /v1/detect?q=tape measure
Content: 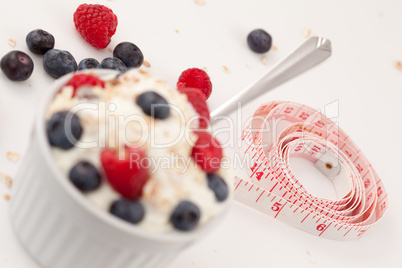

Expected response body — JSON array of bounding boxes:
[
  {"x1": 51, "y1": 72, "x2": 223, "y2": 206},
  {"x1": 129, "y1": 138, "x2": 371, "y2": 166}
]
[{"x1": 233, "y1": 101, "x2": 387, "y2": 240}]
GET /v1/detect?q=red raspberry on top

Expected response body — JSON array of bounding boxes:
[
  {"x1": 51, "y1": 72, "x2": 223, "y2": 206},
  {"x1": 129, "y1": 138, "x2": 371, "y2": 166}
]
[
  {"x1": 177, "y1": 68, "x2": 212, "y2": 100},
  {"x1": 73, "y1": 4, "x2": 118, "y2": 49},
  {"x1": 100, "y1": 146, "x2": 149, "y2": 200},
  {"x1": 178, "y1": 88, "x2": 210, "y2": 128},
  {"x1": 65, "y1": 73, "x2": 105, "y2": 97},
  {"x1": 191, "y1": 131, "x2": 223, "y2": 173}
]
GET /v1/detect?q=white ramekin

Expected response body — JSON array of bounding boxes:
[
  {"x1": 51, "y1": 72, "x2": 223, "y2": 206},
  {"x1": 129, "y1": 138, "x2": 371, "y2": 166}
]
[{"x1": 9, "y1": 70, "x2": 229, "y2": 268}]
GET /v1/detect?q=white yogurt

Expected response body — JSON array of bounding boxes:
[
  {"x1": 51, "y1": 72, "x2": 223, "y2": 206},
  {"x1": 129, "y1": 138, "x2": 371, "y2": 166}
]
[{"x1": 46, "y1": 69, "x2": 232, "y2": 232}]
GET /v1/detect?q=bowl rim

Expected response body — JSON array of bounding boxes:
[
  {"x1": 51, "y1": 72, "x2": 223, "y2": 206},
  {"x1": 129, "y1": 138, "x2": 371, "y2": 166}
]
[{"x1": 36, "y1": 69, "x2": 230, "y2": 244}]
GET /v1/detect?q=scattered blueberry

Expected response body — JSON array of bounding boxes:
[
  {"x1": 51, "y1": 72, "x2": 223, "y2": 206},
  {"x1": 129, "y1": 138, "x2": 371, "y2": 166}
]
[
  {"x1": 207, "y1": 173, "x2": 229, "y2": 202},
  {"x1": 69, "y1": 161, "x2": 101, "y2": 192},
  {"x1": 26, "y1": 29, "x2": 55, "y2": 55},
  {"x1": 47, "y1": 111, "x2": 83, "y2": 149},
  {"x1": 0, "y1": 51, "x2": 34, "y2": 81},
  {"x1": 110, "y1": 199, "x2": 145, "y2": 224},
  {"x1": 247, "y1": 29, "x2": 272, "y2": 53},
  {"x1": 170, "y1": 201, "x2": 200, "y2": 231},
  {"x1": 101, "y1": 57, "x2": 127, "y2": 71},
  {"x1": 78, "y1": 58, "x2": 101, "y2": 70},
  {"x1": 136, "y1": 91, "x2": 170, "y2": 119},
  {"x1": 43, "y1": 49, "x2": 77, "y2": 79},
  {"x1": 113, "y1": 42, "x2": 144, "y2": 68}
]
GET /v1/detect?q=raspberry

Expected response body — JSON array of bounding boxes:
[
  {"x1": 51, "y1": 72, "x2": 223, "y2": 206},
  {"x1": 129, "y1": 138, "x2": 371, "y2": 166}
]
[
  {"x1": 73, "y1": 4, "x2": 118, "y2": 49},
  {"x1": 100, "y1": 146, "x2": 149, "y2": 200},
  {"x1": 191, "y1": 131, "x2": 223, "y2": 173},
  {"x1": 177, "y1": 68, "x2": 212, "y2": 100},
  {"x1": 65, "y1": 73, "x2": 105, "y2": 97},
  {"x1": 178, "y1": 88, "x2": 210, "y2": 128}
]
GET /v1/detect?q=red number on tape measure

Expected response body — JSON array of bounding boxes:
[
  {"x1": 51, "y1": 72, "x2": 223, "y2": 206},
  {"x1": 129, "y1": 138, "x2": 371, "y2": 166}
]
[
  {"x1": 235, "y1": 101, "x2": 388, "y2": 241},
  {"x1": 314, "y1": 131, "x2": 323, "y2": 137},
  {"x1": 355, "y1": 164, "x2": 363, "y2": 173},
  {"x1": 315, "y1": 120, "x2": 325, "y2": 128},
  {"x1": 377, "y1": 187, "x2": 383, "y2": 197},
  {"x1": 251, "y1": 163, "x2": 257, "y2": 172},
  {"x1": 294, "y1": 145, "x2": 303, "y2": 152},
  {"x1": 316, "y1": 224, "x2": 326, "y2": 232},
  {"x1": 271, "y1": 202, "x2": 282, "y2": 212},
  {"x1": 284, "y1": 107, "x2": 293, "y2": 114},
  {"x1": 344, "y1": 150, "x2": 352, "y2": 158},
  {"x1": 255, "y1": 172, "x2": 263, "y2": 181},
  {"x1": 299, "y1": 112, "x2": 309, "y2": 120},
  {"x1": 332, "y1": 130, "x2": 339, "y2": 137}
]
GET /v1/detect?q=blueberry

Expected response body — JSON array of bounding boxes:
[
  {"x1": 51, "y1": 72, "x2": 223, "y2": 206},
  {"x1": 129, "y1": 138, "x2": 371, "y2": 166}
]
[
  {"x1": 26, "y1": 29, "x2": 55, "y2": 55},
  {"x1": 47, "y1": 111, "x2": 83, "y2": 149},
  {"x1": 110, "y1": 199, "x2": 145, "y2": 224},
  {"x1": 170, "y1": 201, "x2": 200, "y2": 231},
  {"x1": 0, "y1": 50, "x2": 34, "y2": 81},
  {"x1": 101, "y1": 57, "x2": 127, "y2": 71},
  {"x1": 247, "y1": 29, "x2": 272, "y2": 53},
  {"x1": 207, "y1": 173, "x2": 229, "y2": 202},
  {"x1": 113, "y1": 42, "x2": 144, "y2": 68},
  {"x1": 69, "y1": 161, "x2": 101, "y2": 192},
  {"x1": 78, "y1": 58, "x2": 101, "y2": 70},
  {"x1": 43, "y1": 49, "x2": 77, "y2": 79},
  {"x1": 136, "y1": 91, "x2": 170, "y2": 119}
]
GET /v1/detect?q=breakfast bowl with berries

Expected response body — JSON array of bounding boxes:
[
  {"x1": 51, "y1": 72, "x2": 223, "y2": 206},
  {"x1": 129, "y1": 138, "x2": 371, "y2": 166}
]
[{"x1": 9, "y1": 68, "x2": 232, "y2": 268}]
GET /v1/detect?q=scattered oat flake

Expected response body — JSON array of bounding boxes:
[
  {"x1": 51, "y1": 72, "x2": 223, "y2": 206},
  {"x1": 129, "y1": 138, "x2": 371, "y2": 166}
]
[
  {"x1": 261, "y1": 55, "x2": 267, "y2": 66},
  {"x1": 7, "y1": 152, "x2": 20, "y2": 162},
  {"x1": 4, "y1": 194, "x2": 10, "y2": 200},
  {"x1": 142, "y1": 60, "x2": 151, "y2": 68},
  {"x1": 395, "y1": 61, "x2": 402, "y2": 71},
  {"x1": 8, "y1": 39, "x2": 16, "y2": 47},
  {"x1": 155, "y1": 79, "x2": 165, "y2": 84},
  {"x1": 202, "y1": 66, "x2": 208, "y2": 72},
  {"x1": 245, "y1": 64, "x2": 251, "y2": 69},
  {"x1": 5, "y1": 177, "x2": 12, "y2": 188},
  {"x1": 271, "y1": 45, "x2": 277, "y2": 51},
  {"x1": 194, "y1": 0, "x2": 206, "y2": 5},
  {"x1": 0, "y1": 173, "x2": 13, "y2": 188},
  {"x1": 303, "y1": 29, "x2": 312, "y2": 38},
  {"x1": 138, "y1": 68, "x2": 148, "y2": 75},
  {"x1": 108, "y1": 47, "x2": 113, "y2": 53},
  {"x1": 222, "y1": 65, "x2": 230, "y2": 73},
  {"x1": 306, "y1": 249, "x2": 311, "y2": 256},
  {"x1": 309, "y1": 259, "x2": 317, "y2": 264},
  {"x1": 175, "y1": 29, "x2": 180, "y2": 33}
]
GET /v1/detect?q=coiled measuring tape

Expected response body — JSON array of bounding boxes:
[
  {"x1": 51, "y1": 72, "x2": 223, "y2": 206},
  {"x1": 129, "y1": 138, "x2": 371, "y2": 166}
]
[{"x1": 233, "y1": 101, "x2": 387, "y2": 240}]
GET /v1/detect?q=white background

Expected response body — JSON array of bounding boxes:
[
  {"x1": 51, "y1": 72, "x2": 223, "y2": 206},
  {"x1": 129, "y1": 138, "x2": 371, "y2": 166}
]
[{"x1": 1, "y1": 0, "x2": 401, "y2": 267}]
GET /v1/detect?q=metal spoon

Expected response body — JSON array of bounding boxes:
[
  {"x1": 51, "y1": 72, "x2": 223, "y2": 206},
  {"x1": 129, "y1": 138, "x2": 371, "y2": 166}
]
[{"x1": 211, "y1": 36, "x2": 332, "y2": 119}]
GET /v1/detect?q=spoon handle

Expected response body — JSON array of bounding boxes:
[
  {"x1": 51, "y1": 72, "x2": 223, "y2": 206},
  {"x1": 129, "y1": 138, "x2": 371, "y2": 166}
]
[{"x1": 211, "y1": 36, "x2": 332, "y2": 119}]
